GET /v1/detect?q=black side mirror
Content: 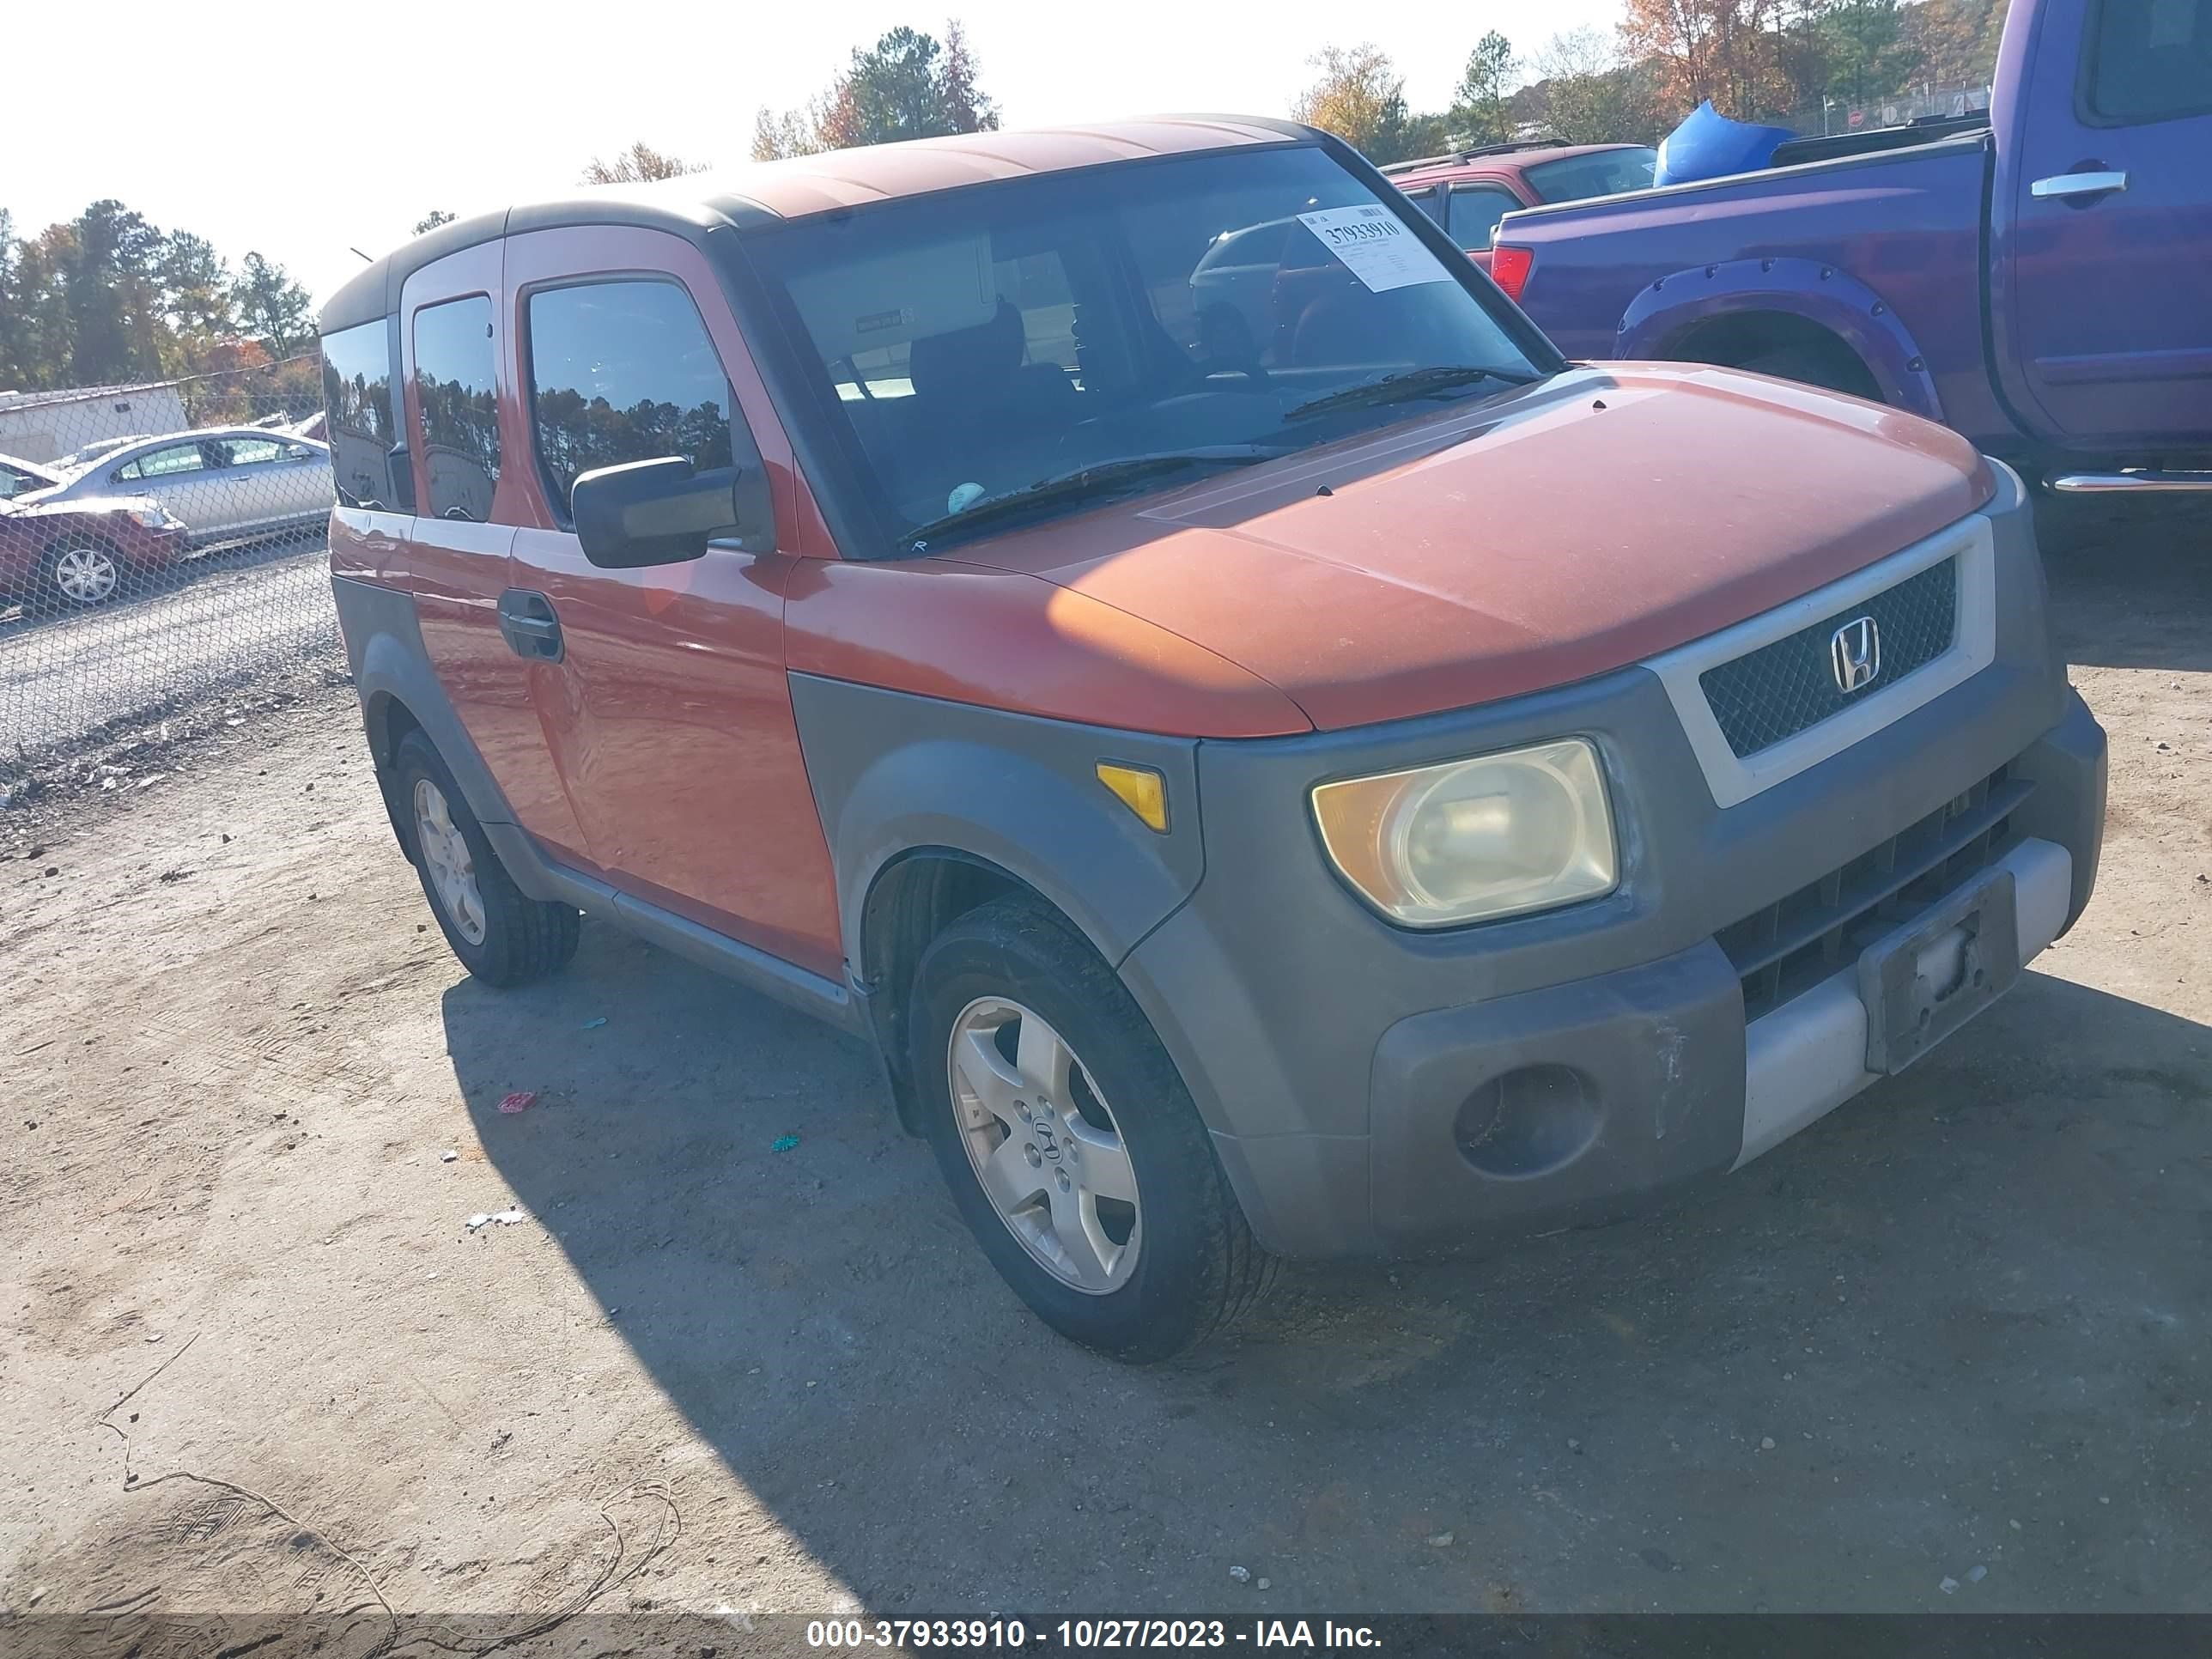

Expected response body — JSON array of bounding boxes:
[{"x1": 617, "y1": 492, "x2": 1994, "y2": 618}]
[{"x1": 571, "y1": 456, "x2": 745, "y2": 568}]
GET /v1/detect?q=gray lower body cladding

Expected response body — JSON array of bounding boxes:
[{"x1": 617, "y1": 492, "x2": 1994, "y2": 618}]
[{"x1": 1119, "y1": 493, "x2": 2104, "y2": 1257}]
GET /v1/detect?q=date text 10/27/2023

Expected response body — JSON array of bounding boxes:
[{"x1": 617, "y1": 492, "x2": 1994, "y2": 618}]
[{"x1": 805, "y1": 1620, "x2": 1384, "y2": 1650}]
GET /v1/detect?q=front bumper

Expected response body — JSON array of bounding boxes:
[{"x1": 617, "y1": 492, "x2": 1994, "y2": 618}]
[
  {"x1": 1117, "y1": 483, "x2": 2106, "y2": 1257},
  {"x1": 1134, "y1": 688, "x2": 2104, "y2": 1258}
]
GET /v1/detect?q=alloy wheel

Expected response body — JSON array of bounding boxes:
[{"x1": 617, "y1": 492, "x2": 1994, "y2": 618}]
[
  {"x1": 52, "y1": 546, "x2": 118, "y2": 605},
  {"x1": 947, "y1": 996, "x2": 1142, "y2": 1293},
  {"x1": 413, "y1": 778, "x2": 488, "y2": 945}
]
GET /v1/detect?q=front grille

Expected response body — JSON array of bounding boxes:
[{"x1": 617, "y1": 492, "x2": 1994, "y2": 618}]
[
  {"x1": 1700, "y1": 556, "x2": 1959, "y2": 757},
  {"x1": 1718, "y1": 761, "x2": 2031, "y2": 1022}
]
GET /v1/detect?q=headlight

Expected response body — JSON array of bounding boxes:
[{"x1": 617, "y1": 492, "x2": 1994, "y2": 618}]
[{"x1": 1311, "y1": 738, "x2": 1618, "y2": 927}]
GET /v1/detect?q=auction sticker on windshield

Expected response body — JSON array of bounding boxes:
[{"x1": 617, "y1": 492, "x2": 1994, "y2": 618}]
[{"x1": 1297, "y1": 204, "x2": 1455, "y2": 293}]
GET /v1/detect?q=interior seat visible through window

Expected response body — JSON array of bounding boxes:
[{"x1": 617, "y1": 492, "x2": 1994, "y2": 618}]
[{"x1": 898, "y1": 300, "x2": 1078, "y2": 506}]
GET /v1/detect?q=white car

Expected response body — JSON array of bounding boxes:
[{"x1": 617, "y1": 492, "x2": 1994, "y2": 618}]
[{"x1": 29, "y1": 426, "x2": 334, "y2": 546}]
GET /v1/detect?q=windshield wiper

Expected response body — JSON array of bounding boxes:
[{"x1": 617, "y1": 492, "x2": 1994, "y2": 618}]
[
  {"x1": 1285, "y1": 365, "x2": 1540, "y2": 422},
  {"x1": 902, "y1": 447, "x2": 1288, "y2": 552}
]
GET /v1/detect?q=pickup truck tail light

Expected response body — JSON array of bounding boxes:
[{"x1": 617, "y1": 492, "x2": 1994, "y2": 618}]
[{"x1": 1491, "y1": 244, "x2": 1534, "y2": 303}]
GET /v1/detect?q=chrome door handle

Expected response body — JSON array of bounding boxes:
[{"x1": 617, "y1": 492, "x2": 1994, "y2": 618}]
[{"x1": 2032, "y1": 170, "x2": 2127, "y2": 199}]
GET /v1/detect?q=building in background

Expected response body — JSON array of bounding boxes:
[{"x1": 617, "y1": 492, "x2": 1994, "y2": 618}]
[{"x1": 0, "y1": 382, "x2": 191, "y2": 465}]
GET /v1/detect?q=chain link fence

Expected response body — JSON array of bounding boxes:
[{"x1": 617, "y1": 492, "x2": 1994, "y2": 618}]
[
  {"x1": 1784, "y1": 82, "x2": 1993, "y2": 137},
  {"x1": 0, "y1": 357, "x2": 343, "y2": 797}
]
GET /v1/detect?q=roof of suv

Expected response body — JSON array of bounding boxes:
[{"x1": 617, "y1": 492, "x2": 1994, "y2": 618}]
[
  {"x1": 1381, "y1": 141, "x2": 1646, "y2": 191},
  {"x1": 323, "y1": 116, "x2": 1308, "y2": 334}
]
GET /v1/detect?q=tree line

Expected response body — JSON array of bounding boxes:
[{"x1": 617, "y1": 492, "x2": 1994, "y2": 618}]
[
  {"x1": 9, "y1": 2, "x2": 2010, "y2": 402},
  {"x1": 1293, "y1": 0, "x2": 2010, "y2": 163},
  {"x1": 573, "y1": 0, "x2": 2006, "y2": 193},
  {"x1": 0, "y1": 203, "x2": 316, "y2": 398}
]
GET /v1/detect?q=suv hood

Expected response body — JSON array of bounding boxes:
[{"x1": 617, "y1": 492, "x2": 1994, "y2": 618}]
[{"x1": 947, "y1": 366, "x2": 1995, "y2": 732}]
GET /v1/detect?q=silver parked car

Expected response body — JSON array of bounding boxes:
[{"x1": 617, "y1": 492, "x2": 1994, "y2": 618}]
[{"x1": 29, "y1": 426, "x2": 334, "y2": 545}]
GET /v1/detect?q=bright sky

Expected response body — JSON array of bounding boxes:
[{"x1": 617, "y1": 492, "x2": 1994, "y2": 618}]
[{"x1": 6, "y1": 0, "x2": 1618, "y2": 307}]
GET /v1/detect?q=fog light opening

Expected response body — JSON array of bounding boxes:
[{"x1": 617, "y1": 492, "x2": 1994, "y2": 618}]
[{"x1": 1453, "y1": 1064, "x2": 1601, "y2": 1179}]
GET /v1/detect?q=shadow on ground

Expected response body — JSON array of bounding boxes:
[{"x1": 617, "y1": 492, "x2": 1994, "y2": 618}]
[
  {"x1": 2043, "y1": 497, "x2": 2212, "y2": 672},
  {"x1": 445, "y1": 918, "x2": 2212, "y2": 1613}
]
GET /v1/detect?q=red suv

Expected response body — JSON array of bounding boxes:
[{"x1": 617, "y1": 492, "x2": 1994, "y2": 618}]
[
  {"x1": 1380, "y1": 139, "x2": 1657, "y2": 274},
  {"x1": 322, "y1": 118, "x2": 2103, "y2": 1360}
]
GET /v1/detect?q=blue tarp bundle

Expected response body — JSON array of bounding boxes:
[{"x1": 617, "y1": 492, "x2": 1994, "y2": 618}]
[{"x1": 1654, "y1": 101, "x2": 1798, "y2": 186}]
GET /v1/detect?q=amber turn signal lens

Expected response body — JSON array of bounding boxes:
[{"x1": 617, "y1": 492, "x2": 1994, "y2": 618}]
[{"x1": 1097, "y1": 763, "x2": 1170, "y2": 833}]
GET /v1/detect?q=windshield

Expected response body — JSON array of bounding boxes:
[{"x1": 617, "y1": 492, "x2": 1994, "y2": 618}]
[
  {"x1": 1522, "y1": 148, "x2": 1659, "y2": 204},
  {"x1": 747, "y1": 145, "x2": 1551, "y2": 550}
]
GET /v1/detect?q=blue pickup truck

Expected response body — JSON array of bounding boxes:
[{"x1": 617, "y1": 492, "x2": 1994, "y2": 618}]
[{"x1": 1492, "y1": 0, "x2": 2210, "y2": 496}]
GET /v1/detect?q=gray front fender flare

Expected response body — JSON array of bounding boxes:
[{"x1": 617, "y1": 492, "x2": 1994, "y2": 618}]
[{"x1": 787, "y1": 674, "x2": 1206, "y2": 979}]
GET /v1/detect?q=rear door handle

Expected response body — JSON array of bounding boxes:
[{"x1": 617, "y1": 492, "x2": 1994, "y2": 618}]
[
  {"x1": 2031, "y1": 169, "x2": 2128, "y2": 200},
  {"x1": 498, "y1": 588, "x2": 564, "y2": 662}
]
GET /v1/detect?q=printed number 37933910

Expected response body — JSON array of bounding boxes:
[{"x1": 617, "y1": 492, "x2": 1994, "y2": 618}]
[
  {"x1": 1316, "y1": 217, "x2": 1399, "y2": 246},
  {"x1": 1295, "y1": 205, "x2": 1455, "y2": 294}
]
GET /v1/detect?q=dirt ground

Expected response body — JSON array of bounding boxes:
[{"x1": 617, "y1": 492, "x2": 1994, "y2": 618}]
[{"x1": 3, "y1": 507, "x2": 2209, "y2": 1640}]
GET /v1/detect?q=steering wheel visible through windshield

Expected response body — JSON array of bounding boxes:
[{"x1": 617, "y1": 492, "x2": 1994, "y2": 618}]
[{"x1": 746, "y1": 144, "x2": 1553, "y2": 553}]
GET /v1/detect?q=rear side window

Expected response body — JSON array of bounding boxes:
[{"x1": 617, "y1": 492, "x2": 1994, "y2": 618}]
[
  {"x1": 525, "y1": 279, "x2": 769, "y2": 548},
  {"x1": 2087, "y1": 0, "x2": 2212, "y2": 121},
  {"x1": 118, "y1": 442, "x2": 207, "y2": 480},
  {"x1": 414, "y1": 295, "x2": 501, "y2": 523},
  {"x1": 1522, "y1": 148, "x2": 1660, "y2": 204},
  {"x1": 320, "y1": 320, "x2": 411, "y2": 511},
  {"x1": 1401, "y1": 186, "x2": 1447, "y2": 227},
  {"x1": 1448, "y1": 185, "x2": 1522, "y2": 251}
]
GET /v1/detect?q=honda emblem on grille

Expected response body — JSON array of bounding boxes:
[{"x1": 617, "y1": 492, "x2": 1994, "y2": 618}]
[{"x1": 1830, "y1": 616, "x2": 1881, "y2": 694}]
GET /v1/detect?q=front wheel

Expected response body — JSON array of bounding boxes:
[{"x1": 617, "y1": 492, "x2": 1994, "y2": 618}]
[{"x1": 908, "y1": 896, "x2": 1274, "y2": 1361}]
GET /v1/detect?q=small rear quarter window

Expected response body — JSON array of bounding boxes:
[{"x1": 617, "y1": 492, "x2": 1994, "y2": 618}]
[{"x1": 320, "y1": 319, "x2": 412, "y2": 511}]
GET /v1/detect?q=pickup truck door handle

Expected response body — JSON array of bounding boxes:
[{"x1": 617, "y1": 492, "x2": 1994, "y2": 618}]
[
  {"x1": 497, "y1": 588, "x2": 564, "y2": 663},
  {"x1": 2031, "y1": 169, "x2": 2128, "y2": 200}
]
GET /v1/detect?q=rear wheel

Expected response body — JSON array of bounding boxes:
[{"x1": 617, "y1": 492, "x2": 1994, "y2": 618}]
[
  {"x1": 392, "y1": 728, "x2": 580, "y2": 987},
  {"x1": 38, "y1": 542, "x2": 123, "y2": 611},
  {"x1": 908, "y1": 895, "x2": 1274, "y2": 1361}
]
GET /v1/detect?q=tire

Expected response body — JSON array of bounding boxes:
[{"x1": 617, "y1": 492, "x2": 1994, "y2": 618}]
[
  {"x1": 36, "y1": 541, "x2": 125, "y2": 611},
  {"x1": 1735, "y1": 343, "x2": 1883, "y2": 404},
  {"x1": 908, "y1": 894, "x2": 1275, "y2": 1361},
  {"x1": 392, "y1": 728, "x2": 580, "y2": 987}
]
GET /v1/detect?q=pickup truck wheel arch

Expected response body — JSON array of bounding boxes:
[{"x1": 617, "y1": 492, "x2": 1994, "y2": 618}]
[{"x1": 1617, "y1": 257, "x2": 1943, "y2": 422}]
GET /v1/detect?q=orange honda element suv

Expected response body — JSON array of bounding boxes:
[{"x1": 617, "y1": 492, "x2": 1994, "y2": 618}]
[{"x1": 321, "y1": 119, "x2": 2106, "y2": 1360}]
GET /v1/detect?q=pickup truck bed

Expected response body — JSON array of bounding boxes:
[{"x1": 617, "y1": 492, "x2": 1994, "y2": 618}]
[
  {"x1": 1503, "y1": 133, "x2": 2006, "y2": 441},
  {"x1": 1493, "y1": 0, "x2": 2212, "y2": 483}
]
